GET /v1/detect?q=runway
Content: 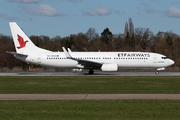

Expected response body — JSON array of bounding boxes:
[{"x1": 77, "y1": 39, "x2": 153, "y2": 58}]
[
  {"x1": 1, "y1": 72, "x2": 180, "y2": 76},
  {"x1": 0, "y1": 94, "x2": 180, "y2": 100}
]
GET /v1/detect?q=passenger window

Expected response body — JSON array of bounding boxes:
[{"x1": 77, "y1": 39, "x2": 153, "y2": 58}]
[{"x1": 162, "y1": 57, "x2": 168, "y2": 59}]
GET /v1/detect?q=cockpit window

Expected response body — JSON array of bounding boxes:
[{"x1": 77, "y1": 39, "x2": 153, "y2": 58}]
[{"x1": 161, "y1": 57, "x2": 168, "y2": 59}]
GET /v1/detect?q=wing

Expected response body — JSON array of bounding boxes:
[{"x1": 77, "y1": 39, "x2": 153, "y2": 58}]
[
  {"x1": 76, "y1": 59, "x2": 102, "y2": 69},
  {"x1": 62, "y1": 47, "x2": 102, "y2": 69}
]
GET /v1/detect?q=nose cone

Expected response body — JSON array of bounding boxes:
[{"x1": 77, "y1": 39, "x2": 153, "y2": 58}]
[{"x1": 169, "y1": 59, "x2": 175, "y2": 65}]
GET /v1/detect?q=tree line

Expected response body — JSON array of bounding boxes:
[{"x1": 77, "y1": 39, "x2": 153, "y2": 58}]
[{"x1": 0, "y1": 18, "x2": 180, "y2": 69}]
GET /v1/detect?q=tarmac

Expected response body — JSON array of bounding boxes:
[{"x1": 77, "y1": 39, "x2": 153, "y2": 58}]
[{"x1": 1, "y1": 72, "x2": 180, "y2": 76}]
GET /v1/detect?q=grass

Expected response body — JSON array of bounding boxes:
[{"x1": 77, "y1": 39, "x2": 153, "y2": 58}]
[
  {"x1": 0, "y1": 100, "x2": 180, "y2": 120},
  {"x1": 0, "y1": 76, "x2": 180, "y2": 120},
  {"x1": 0, "y1": 76, "x2": 180, "y2": 93}
]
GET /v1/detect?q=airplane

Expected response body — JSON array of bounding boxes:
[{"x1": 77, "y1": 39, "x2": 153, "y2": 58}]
[{"x1": 7, "y1": 22, "x2": 174, "y2": 74}]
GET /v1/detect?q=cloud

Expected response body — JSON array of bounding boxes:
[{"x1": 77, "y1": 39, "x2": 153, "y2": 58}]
[
  {"x1": 22, "y1": 4, "x2": 65, "y2": 17},
  {"x1": 137, "y1": 6, "x2": 163, "y2": 15},
  {"x1": 137, "y1": 6, "x2": 180, "y2": 18},
  {"x1": 61, "y1": 0, "x2": 82, "y2": 3},
  {"x1": 151, "y1": 0, "x2": 159, "y2": 3},
  {"x1": 82, "y1": 5, "x2": 122, "y2": 16},
  {"x1": 82, "y1": 5, "x2": 111, "y2": 16},
  {"x1": 109, "y1": 7, "x2": 125, "y2": 15},
  {"x1": 139, "y1": 1, "x2": 150, "y2": 7},
  {"x1": 0, "y1": 13, "x2": 21, "y2": 20},
  {"x1": 145, "y1": 8, "x2": 156, "y2": 14},
  {"x1": 165, "y1": 7, "x2": 180, "y2": 18},
  {"x1": 8, "y1": 0, "x2": 41, "y2": 4}
]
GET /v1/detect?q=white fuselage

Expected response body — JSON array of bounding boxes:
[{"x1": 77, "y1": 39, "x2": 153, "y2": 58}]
[
  {"x1": 8, "y1": 22, "x2": 175, "y2": 74},
  {"x1": 16, "y1": 51, "x2": 174, "y2": 70}
]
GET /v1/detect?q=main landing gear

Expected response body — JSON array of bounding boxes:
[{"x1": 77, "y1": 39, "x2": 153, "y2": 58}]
[{"x1": 89, "y1": 69, "x2": 94, "y2": 74}]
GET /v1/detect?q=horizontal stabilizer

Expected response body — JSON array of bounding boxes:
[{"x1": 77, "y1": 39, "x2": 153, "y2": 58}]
[{"x1": 6, "y1": 51, "x2": 28, "y2": 57}]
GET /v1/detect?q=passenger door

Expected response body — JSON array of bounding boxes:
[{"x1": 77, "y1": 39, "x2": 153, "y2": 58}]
[
  {"x1": 153, "y1": 55, "x2": 157, "y2": 63},
  {"x1": 37, "y1": 55, "x2": 41, "y2": 64}
]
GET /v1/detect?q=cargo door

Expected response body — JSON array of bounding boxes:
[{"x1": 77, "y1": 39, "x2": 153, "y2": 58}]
[{"x1": 37, "y1": 55, "x2": 42, "y2": 64}]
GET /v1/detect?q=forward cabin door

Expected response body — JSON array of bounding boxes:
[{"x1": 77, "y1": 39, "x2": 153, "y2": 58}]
[{"x1": 153, "y1": 55, "x2": 157, "y2": 63}]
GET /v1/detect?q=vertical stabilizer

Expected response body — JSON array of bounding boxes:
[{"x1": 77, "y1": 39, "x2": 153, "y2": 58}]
[{"x1": 9, "y1": 22, "x2": 50, "y2": 54}]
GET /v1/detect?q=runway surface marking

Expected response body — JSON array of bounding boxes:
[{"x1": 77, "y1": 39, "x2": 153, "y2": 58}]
[{"x1": 0, "y1": 94, "x2": 180, "y2": 100}]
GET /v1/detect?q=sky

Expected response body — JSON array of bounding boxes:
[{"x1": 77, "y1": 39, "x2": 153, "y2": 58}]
[{"x1": 0, "y1": 0, "x2": 180, "y2": 38}]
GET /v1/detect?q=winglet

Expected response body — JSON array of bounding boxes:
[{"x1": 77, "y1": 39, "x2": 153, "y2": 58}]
[
  {"x1": 62, "y1": 47, "x2": 72, "y2": 59},
  {"x1": 67, "y1": 48, "x2": 72, "y2": 52}
]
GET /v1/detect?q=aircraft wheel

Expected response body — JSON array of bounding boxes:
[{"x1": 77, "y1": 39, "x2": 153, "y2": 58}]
[
  {"x1": 89, "y1": 69, "x2": 94, "y2": 74},
  {"x1": 155, "y1": 71, "x2": 159, "y2": 74}
]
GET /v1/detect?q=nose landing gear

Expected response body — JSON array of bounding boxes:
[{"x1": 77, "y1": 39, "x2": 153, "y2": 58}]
[{"x1": 155, "y1": 71, "x2": 159, "y2": 74}]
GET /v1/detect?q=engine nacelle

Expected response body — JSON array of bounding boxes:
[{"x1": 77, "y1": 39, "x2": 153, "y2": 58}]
[{"x1": 101, "y1": 64, "x2": 118, "y2": 72}]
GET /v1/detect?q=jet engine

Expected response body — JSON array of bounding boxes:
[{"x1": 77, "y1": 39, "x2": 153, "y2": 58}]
[{"x1": 101, "y1": 64, "x2": 118, "y2": 72}]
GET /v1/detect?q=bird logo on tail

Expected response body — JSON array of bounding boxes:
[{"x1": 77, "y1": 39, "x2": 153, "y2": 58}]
[{"x1": 17, "y1": 34, "x2": 28, "y2": 49}]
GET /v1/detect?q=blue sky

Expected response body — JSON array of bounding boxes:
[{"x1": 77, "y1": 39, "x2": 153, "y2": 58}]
[{"x1": 0, "y1": 0, "x2": 180, "y2": 38}]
